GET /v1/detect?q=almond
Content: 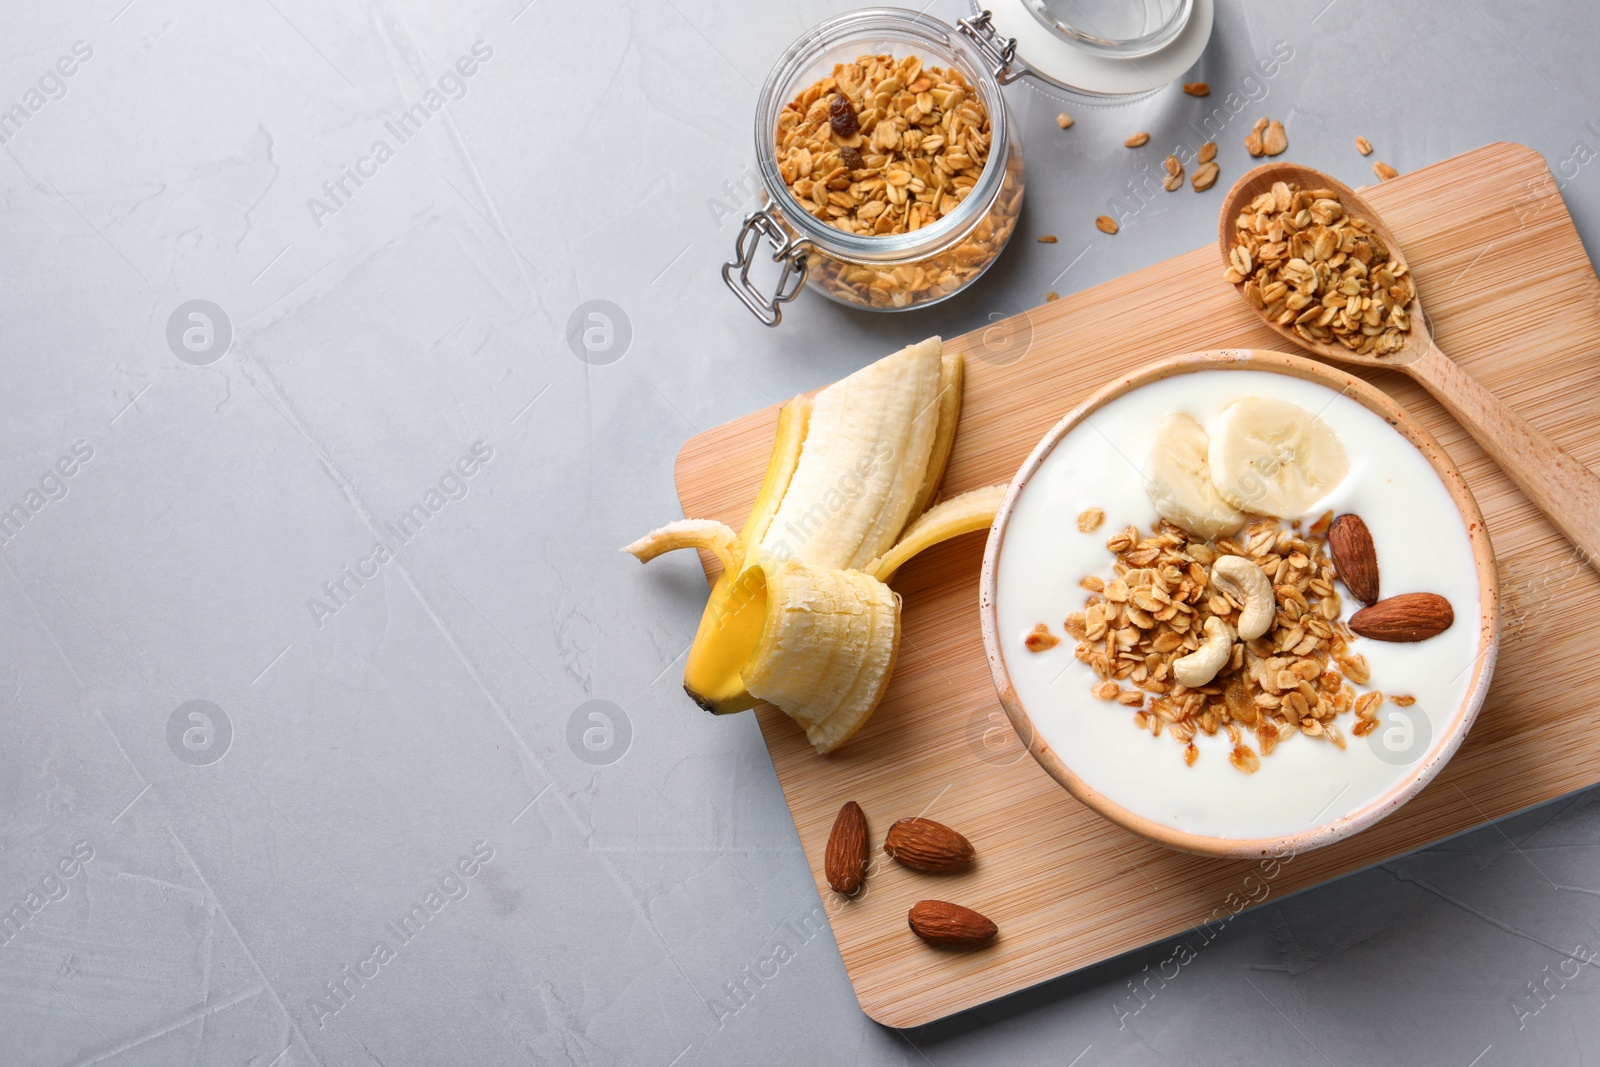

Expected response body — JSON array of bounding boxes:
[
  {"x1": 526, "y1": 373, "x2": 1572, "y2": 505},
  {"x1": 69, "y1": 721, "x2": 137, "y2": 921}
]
[
  {"x1": 883, "y1": 817, "x2": 974, "y2": 872},
  {"x1": 1349, "y1": 592, "x2": 1454, "y2": 642},
  {"x1": 1327, "y1": 514, "x2": 1380, "y2": 604},
  {"x1": 909, "y1": 900, "x2": 997, "y2": 949},
  {"x1": 825, "y1": 801, "x2": 869, "y2": 894}
]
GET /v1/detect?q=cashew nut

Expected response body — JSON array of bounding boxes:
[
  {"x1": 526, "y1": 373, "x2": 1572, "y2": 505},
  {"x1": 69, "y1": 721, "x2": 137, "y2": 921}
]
[
  {"x1": 1210, "y1": 554, "x2": 1275, "y2": 641},
  {"x1": 1173, "y1": 616, "x2": 1236, "y2": 688}
]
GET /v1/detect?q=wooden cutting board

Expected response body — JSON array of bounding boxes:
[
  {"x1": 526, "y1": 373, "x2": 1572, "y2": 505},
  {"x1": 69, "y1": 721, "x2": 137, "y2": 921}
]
[{"x1": 674, "y1": 142, "x2": 1600, "y2": 1028}]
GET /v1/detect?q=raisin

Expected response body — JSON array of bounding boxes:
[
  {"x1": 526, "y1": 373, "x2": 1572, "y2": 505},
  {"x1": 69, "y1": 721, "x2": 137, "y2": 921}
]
[
  {"x1": 829, "y1": 93, "x2": 859, "y2": 138},
  {"x1": 839, "y1": 145, "x2": 864, "y2": 171}
]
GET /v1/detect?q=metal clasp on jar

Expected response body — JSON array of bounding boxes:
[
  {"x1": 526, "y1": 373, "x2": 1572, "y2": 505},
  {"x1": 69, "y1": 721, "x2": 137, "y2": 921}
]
[
  {"x1": 722, "y1": 205, "x2": 811, "y2": 327},
  {"x1": 956, "y1": 11, "x2": 1028, "y2": 85}
]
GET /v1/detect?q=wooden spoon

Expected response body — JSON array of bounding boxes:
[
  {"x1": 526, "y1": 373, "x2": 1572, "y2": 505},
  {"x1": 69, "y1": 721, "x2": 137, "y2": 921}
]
[{"x1": 1219, "y1": 161, "x2": 1600, "y2": 573}]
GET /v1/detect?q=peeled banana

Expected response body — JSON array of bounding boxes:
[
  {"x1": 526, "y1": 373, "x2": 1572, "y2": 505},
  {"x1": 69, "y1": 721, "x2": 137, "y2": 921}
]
[
  {"x1": 757, "y1": 336, "x2": 945, "y2": 570},
  {"x1": 624, "y1": 337, "x2": 1006, "y2": 754}
]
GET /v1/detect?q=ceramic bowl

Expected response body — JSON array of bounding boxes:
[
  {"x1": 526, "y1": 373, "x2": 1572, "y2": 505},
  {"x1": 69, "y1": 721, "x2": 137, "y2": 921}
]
[{"x1": 979, "y1": 349, "x2": 1499, "y2": 857}]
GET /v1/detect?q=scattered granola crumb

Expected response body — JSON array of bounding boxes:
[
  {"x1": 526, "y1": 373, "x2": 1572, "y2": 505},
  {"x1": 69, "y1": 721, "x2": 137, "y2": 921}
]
[
  {"x1": 1093, "y1": 680, "x2": 1120, "y2": 700},
  {"x1": 1391, "y1": 694, "x2": 1417, "y2": 707},
  {"x1": 1191, "y1": 161, "x2": 1220, "y2": 191},
  {"x1": 1197, "y1": 141, "x2": 1217, "y2": 165},
  {"x1": 1374, "y1": 161, "x2": 1399, "y2": 181},
  {"x1": 1057, "y1": 112, "x2": 1074, "y2": 129},
  {"x1": 1125, "y1": 132, "x2": 1151, "y2": 148},
  {"x1": 1095, "y1": 215, "x2": 1120, "y2": 235},
  {"x1": 1183, "y1": 81, "x2": 1210, "y2": 97},
  {"x1": 1229, "y1": 744, "x2": 1261, "y2": 774},
  {"x1": 1037, "y1": 234, "x2": 1058, "y2": 243},
  {"x1": 1024, "y1": 623, "x2": 1060, "y2": 652},
  {"x1": 1245, "y1": 116, "x2": 1269, "y2": 157},
  {"x1": 1077, "y1": 507, "x2": 1106, "y2": 533},
  {"x1": 1262, "y1": 119, "x2": 1288, "y2": 156},
  {"x1": 1045, "y1": 291, "x2": 1060, "y2": 301},
  {"x1": 1162, "y1": 154, "x2": 1185, "y2": 191},
  {"x1": 1355, "y1": 135, "x2": 1373, "y2": 156}
]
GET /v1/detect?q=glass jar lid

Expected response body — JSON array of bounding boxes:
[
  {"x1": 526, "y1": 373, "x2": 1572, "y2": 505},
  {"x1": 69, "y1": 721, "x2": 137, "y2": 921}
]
[
  {"x1": 1020, "y1": 0, "x2": 1193, "y2": 59},
  {"x1": 974, "y1": 0, "x2": 1213, "y2": 104}
]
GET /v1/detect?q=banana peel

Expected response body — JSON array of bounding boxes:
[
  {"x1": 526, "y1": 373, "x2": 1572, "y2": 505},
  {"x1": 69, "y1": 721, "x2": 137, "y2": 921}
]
[
  {"x1": 865, "y1": 482, "x2": 1008, "y2": 584},
  {"x1": 678, "y1": 394, "x2": 810, "y2": 715},
  {"x1": 739, "y1": 559, "x2": 901, "y2": 753},
  {"x1": 624, "y1": 337, "x2": 1008, "y2": 753}
]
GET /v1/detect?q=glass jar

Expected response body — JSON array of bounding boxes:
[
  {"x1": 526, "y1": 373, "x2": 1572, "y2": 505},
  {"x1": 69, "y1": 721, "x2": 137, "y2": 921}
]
[
  {"x1": 725, "y1": 9, "x2": 1025, "y2": 325},
  {"x1": 723, "y1": 3, "x2": 1213, "y2": 325}
]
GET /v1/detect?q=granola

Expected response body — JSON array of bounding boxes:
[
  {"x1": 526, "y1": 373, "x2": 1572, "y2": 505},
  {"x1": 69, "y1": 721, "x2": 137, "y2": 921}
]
[
  {"x1": 774, "y1": 53, "x2": 1022, "y2": 310},
  {"x1": 1060, "y1": 514, "x2": 1379, "y2": 771},
  {"x1": 776, "y1": 54, "x2": 992, "y2": 238},
  {"x1": 1162, "y1": 154, "x2": 1184, "y2": 192},
  {"x1": 1222, "y1": 181, "x2": 1417, "y2": 357}
]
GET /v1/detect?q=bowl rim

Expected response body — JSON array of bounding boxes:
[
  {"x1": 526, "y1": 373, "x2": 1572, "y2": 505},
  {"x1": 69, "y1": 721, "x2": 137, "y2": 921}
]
[{"x1": 978, "y1": 348, "x2": 1502, "y2": 858}]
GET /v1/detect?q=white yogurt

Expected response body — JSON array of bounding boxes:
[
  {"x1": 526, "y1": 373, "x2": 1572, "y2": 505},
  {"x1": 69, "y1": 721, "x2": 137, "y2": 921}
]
[{"x1": 994, "y1": 369, "x2": 1483, "y2": 843}]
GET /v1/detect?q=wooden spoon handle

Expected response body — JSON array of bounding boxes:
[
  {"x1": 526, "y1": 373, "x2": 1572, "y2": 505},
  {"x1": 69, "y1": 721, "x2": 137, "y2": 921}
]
[{"x1": 1408, "y1": 340, "x2": 1600, "y2": 570}]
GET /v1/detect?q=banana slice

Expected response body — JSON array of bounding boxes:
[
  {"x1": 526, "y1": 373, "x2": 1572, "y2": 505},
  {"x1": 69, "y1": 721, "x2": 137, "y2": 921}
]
[
  {"x1": 1143, "y1": 412, "x2": 1247, "y2": 539},
  {"x1": 1207, "y1": 396, "x2": 1349, "y2": 518}
]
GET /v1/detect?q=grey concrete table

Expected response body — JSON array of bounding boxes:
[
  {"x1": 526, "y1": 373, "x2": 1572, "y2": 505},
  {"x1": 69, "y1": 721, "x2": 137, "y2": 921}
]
[{"x1": 2, "y1": 1, "x2": 1598, "y2": 1064}]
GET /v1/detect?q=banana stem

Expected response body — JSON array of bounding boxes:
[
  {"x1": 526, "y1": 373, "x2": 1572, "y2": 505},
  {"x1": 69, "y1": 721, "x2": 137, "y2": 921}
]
[{"x1": 622, "y1": 519, "x2": 740, "y2": 572}]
